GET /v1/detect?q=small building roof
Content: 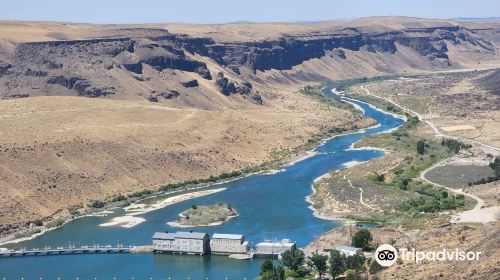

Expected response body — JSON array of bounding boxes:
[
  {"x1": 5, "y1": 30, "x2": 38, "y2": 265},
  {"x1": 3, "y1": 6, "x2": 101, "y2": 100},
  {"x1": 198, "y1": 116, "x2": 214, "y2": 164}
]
[
  {"x1": 152, "y1": 232, "x2": 176, "y2": 240},
  {"x1": 335, "y1": 245, "x2": 362, "y2": 251},
  {"x1": 152, "y1": 231, "x2": 207, "y2": 240},
  {"x1": 175, "y1": 231, "x2": 208, "y2": 240},
  {"x1": 212, "y1": 233, "x2": 244, "y2": 240},
  {"x1": 256, "y1": 241, "x2": 295, "y2": 248}
]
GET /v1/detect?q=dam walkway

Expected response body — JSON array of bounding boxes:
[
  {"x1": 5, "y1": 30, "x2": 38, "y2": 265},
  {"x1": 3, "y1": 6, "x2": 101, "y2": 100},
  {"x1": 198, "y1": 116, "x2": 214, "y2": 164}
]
[{"x1": 0, "y1": 245, "x2": 133, "y2": 257}]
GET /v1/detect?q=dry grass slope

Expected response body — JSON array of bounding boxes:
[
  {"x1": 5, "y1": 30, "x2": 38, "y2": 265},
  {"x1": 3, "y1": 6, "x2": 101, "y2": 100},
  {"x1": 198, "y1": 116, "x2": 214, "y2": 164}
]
[{"x1": 0, "y1": 93, "x2": 372, "y2": 231}]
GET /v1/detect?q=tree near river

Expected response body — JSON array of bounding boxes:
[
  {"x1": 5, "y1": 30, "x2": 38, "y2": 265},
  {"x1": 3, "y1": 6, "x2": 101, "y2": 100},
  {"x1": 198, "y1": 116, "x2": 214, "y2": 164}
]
[
  {"x1": 281, "y1": 247, "x2": 305, "y2": 273},
  {"x1": 308, "y1": 252, "x2": 328, "y2": 278},
  {"x1": 351, "y1": 229, "x2": 373, "y2": 251}
]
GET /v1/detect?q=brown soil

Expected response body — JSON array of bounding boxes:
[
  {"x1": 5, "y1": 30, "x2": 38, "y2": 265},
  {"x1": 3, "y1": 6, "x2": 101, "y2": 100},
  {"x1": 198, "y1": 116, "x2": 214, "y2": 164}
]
[
  {"x1": 0, "y1": 92, "x2": 373, "y2": 232},
  {"x1": 360, "y1": 70, "x2": 500, "y2": 148}
]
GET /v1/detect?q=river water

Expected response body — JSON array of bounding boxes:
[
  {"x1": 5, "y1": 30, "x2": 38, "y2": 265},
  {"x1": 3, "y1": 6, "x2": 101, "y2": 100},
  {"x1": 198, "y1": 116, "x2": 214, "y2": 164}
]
[{"x1": 0, "y1": 84, "x2": 404, "y2": 279}]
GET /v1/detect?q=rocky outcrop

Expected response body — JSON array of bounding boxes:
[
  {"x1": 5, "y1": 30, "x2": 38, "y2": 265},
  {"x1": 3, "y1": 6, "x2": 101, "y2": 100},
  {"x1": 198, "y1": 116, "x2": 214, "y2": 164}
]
[
  {"x1": 236, "y1": 82, "x2": 252, "y2": 95},
  {"x1": 331, "y1": 49, "x2": 346, "y2": 59},
  {"x1": 133, "y1": 42, "x2": 212, "y2": 79},
  {"x1": 47, "y1": 75, "x2": 82, "y2": 89},
  {"x1": 215, "y1": 72, "x2": 236, "y2": 95},
  {"x1": 14, "y1": 38, "x2": 135, "y2": 62},
  {"x1": 24, "y1": 68, "x2": 47, "y2": 77},
  {"x1": 164, "y1": 90, "x2": 180, "y2": 99},
  {"x1": 6, "y1": 25, "x2": 496, "y2": 79},
  {"x1": 47, "y1": 75, "x2": 114, "y2": 97},
  {"x1": 196, "y1": 67, "x2": 212, "y2": 80},
  {"x1": 181, "y1": 26, "x2": 491, "y2": 72},
  {"x1": 147, "y1": 95, "x2": 158, "y2": 102},
  {"x1": 251, "y1": 94, "x2": 263, "y2": 105},
  {"x1": 72, "y1": 80, "x2": 115, "y2": 98},
  {"x1": 12, "y1": 36, "x2": 212, "y2": 82},
  {"x1": 215, "y1": 72, "x2": 254, "y2": 96},
  {"x1": 122, "y1": 62, "x2": 143, "y2": 74},
  {"x1": 0, "y1": 61, "x2": 12, "y2": 77},
  {"x1": 148, "y1": 90, "x2": 180, "y2": 102},
  {"x1": 181, "y1": 79, "x2": 199, "y2": 88}
]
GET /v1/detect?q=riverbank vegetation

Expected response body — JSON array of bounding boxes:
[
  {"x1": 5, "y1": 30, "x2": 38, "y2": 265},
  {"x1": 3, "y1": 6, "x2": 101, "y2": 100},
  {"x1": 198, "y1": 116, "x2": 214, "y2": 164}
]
[
  {"x1": 167, "y1": 203, "x2": 238, "y2": 227},
  {"x1": 310, "y1": 89, "x2": 476, "y2": 229},
  {"x1": 259, "y1": 235, "x2": 384, "y2": 280},
  {"x1": 299, "y1": 84, "x2": 355, "y2": 111},
  {"x1": 351, "y1": 229, "x2": 373, "y2": 251}
]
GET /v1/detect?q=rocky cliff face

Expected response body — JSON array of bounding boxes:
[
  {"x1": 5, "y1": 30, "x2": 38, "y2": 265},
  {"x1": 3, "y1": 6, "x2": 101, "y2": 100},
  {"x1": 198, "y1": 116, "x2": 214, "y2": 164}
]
[
  {"x1": 3, "y1": 36, "x2": 214, "y2": 97},
  {"x1": 0, "y1": 23, "x2": 497, "y2": 102},
  {"x1": 183, "y1": 26, "x2": 494, "y2": 72}
]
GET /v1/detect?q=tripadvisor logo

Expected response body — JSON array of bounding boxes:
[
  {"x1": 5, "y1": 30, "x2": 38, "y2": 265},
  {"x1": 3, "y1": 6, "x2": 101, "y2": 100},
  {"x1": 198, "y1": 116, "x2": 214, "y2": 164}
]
[
  {"x1": 400, "y1": 248, "x2": 482, "y2": 263},
  {"x1": 375, "y1": 244, "x2": 482, "y2": 267},
  {"x1": 375, "y1": 244, "x2": 398, "y2": 267}
]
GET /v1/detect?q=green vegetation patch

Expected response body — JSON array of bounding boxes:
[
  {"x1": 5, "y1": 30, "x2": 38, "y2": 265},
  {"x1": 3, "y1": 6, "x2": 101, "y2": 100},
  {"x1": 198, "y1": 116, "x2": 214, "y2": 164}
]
[
  {"x1": 159, "y1": 170, "x2": 244, "y2": 193},
  {"x1": 45, "y1": 218, "x2": 65, "y2": 228},
  {"x1": 259, "y1": 243, "x2": 385, "y2": 280},
  {"x1": 14, "y1": 228, "x2": 42, "y2": 239},
  {"x1": 347, "y1": 92, "x2": 406, "y2": 116},
  {"x1": 356, "y1": 124, "x2": 475, "y2": 226},
  {"x1": 269, "y1": 147, "x2": 293, "y2": 161},
  {"x1": 318, "y1": 100, "x2": 476, "y2": 228},
  {"x1": 170, "y1": 203, "x2": 238, "y2": 227},
  {"x1": 299, "y1": 84, "x2": 356, "y2": 111}
]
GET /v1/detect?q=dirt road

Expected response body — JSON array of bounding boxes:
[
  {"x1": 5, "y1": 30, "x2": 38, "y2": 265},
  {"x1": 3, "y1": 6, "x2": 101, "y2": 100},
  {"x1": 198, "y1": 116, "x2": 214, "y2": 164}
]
[
  {"x1": 421, "y1": 159, "x2": 499, "y2": 224},
  {"x1": 359, "y1": 86, "x2": 499, "y2": 223},
  {"x1": 360, "y1": 86, "x2": 500, "y2": 156}
]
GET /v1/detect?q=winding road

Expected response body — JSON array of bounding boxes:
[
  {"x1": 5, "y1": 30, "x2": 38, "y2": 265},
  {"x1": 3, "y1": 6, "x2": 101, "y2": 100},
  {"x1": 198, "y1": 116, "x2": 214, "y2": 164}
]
[
  {"x1": 420, "y1": 160, "x2": 498, "y2": 224},
  {"x1": 360, "y1": 86, "x2": 500, "y2": 155},
  {"x1": 359, "y1": 86, "x2": 499, "y2": 224}
]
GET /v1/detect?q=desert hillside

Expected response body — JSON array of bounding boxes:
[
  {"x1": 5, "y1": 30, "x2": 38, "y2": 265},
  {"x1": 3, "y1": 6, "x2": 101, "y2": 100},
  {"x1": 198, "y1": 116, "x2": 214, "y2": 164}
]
[
  {"x1": 0, "y1": 17, "x2": 499, "y2": 234},
  {"x1": 1, "y1": 17, "x2": 500, "y2": 101},
  {"x1": 361, "y1": 69, "x2": 500, "y2": 148}
]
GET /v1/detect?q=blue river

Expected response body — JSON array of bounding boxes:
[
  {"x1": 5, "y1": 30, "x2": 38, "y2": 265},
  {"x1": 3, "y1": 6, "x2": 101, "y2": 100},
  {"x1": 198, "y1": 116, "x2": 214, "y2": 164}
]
[{"x1": 0, "y1": 84, "x2": 404, "y2": 279}]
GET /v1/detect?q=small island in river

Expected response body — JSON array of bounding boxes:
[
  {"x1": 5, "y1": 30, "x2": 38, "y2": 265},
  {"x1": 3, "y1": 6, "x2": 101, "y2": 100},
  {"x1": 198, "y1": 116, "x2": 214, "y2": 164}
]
[{"x1": 167, "y1": 203, "x2": 238, "y2": 228}]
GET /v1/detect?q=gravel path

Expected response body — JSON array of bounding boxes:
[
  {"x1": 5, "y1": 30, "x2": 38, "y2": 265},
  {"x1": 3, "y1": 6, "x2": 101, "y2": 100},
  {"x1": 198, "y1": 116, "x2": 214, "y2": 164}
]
[
  {"x1": 421, "y1": 159, "x2": 499, "y2": 224},
  {"x1": 359, "y1": 86, "x2": 499, "y2": 223},
  {"x1": 360, "y1": 86, "x2": 500, "y2": 156}
]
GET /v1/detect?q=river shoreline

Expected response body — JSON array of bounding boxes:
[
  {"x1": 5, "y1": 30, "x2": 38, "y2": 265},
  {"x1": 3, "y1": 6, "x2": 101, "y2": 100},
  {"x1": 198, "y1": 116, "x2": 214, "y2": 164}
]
[
  {"x1": 1, "y1": 82, "x2": 404, "y2": 248},
  {"x1": 304, "y1": 85, "x2": 407, "y2": 225},
  {"x1": 167, "y1": 213, "x2": 239, "y2": 228},
  {"x1": 0, "y1": 121, "x2": 374, "y2": 246},
  {"x1": 0, "y1": 210, "x2": 115, "y2": 246},
  {"x1": 0, "y1": 86, "x2": 378, "y2": 247},
  {"x1": 0, "y1": 80, "x2": 410, "y2": 280}
]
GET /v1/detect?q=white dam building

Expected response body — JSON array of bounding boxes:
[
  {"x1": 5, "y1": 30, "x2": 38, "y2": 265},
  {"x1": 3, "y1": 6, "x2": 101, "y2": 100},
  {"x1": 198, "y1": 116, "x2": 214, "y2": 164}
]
[
  {"x1": 254, "y1": 239, "x2": 296, "y2": 258},
  {"x1": 210, "y1": 233, "x2": 250, "y2": 254},
  {"x1": 335, "y1": 245, "x2": 362, "y2": 256},
  {"x1": 152, "y1": 231, "x2": 209, "y2": 255}
]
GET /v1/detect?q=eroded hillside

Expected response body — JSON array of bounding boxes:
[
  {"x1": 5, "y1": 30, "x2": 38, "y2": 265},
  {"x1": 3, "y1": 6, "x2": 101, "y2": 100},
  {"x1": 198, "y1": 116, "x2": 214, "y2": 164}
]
[{"x1": 1, "y1": 17, "x2": 500, "y2": 102}]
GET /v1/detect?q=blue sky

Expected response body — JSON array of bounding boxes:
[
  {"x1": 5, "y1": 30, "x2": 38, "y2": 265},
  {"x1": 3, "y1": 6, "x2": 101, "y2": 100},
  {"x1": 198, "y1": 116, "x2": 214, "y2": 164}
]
[{"x1": 0, "y1": 0, "x2": 498, "y2": 24}]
